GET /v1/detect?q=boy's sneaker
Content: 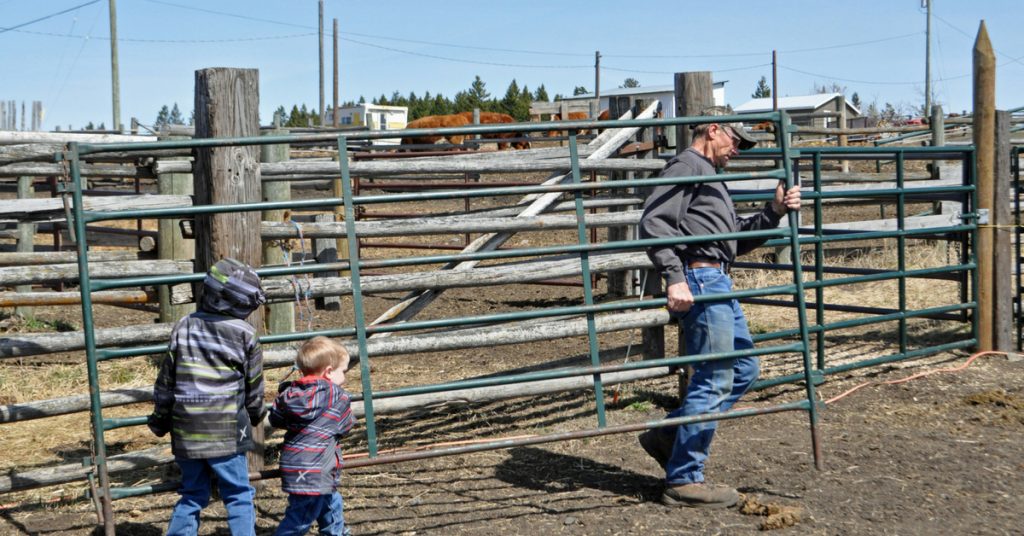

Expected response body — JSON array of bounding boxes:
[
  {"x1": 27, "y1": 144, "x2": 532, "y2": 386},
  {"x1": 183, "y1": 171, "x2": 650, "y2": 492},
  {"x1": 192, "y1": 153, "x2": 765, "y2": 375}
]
[
  {"x1": 661, "y1": 482, "x2": 740, "y2": 509},
  {"x1": 637, "y1": 429, "x2": 674, "y2": 469}
]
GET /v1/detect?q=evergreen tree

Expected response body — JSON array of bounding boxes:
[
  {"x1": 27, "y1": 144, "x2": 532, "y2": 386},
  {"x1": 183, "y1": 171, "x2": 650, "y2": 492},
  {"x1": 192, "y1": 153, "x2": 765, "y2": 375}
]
[
  {"x1": 169, "y1": 103, "x2": 185, "y2": 125},
  {"x1": 518, "y1": 85, "x2": 534, "y2": 121},
  {"x1": 534, "y1": 84, "x2": 549, "y2": 102},
  {"x1": 154, "y1": 105, "x2": 170, "y2": 128},
  {"x1": 851, "y1": 92, "x2": 862, "y2": 109},
  {"x1": 500, "y1": 79, "x2": 522, "y2": 118},
  {"x1": 752, "y1": 76, "x2": 771, "y2": 98},
  {"x1": 358, "y1": 95, "x2": 366, "y2": 104},
  {"x1": 467, "y1": 76, "x2": 490, "y2": 110},
  {"x1": 573, "y1": 86, "x2": 589, "y2": 96},
  {"x1": 84, "y1": 121, "x2": 95, "y2": 130},
  {"x1": 553, "y1": 93, "x2": 564, "y2": 101},
  {"x1": 621, "y1": 78, "x2": 640, "y2": 88},
  {"x1": 287, "y1": 105, "x2": 302, "y2": 127},
  {"x1": 273, "y1": 106, "x2": 287, "y2": 126}
]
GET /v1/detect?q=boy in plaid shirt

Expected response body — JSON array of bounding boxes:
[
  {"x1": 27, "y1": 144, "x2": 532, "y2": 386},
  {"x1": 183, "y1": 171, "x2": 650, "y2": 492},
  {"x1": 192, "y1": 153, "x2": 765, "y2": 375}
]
[{"x1": 270, "y1": 336, "x2": 356, "y2": 535}]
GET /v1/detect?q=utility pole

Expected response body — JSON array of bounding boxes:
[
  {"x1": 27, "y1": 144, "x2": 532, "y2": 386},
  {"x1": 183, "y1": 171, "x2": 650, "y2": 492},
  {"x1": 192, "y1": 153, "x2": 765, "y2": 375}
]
[
  {"x1": 108, "y1": 0, "x2": 121, "y2": 132},
  {"x1": 318, "y1": 0, "x2": 325, "y2": 125},
  {"x1": 594, "y1": 50, "x2": 601, "y2": 117},
  {"x1": 772, "y1": 49, "x2": 779, "y2": 111},
  {"x1": 924, "y1": 0, "x2": 932, "y2": 118},
  {"x1": 333, "y1": 18, "x2": 340, "y2": 127}
]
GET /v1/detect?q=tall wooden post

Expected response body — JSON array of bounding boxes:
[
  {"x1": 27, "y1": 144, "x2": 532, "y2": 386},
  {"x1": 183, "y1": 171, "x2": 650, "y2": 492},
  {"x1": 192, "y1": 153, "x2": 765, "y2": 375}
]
[
  {"x1": 332, "y1": 18, "x2": 340, "y2": 128},
  {"x1": 15, "y1": 177, "x2": 35, "y2": 318},
  {"x1": 993, "y1": 110, "x2": 1013, "y2": 351},
  {"x1": 673, "y1": 71, "x2": 713, "y2": 153},
  {"x1": 973, "y1": 22, "x2": 995, "y2": 351},
  {"x1": 837, "y1": 96, "x2": 849, "y2": 173},
  {"x1": 157, "y1": 134, "x2": 196, "y2": 323},
  {"x1": 193, "y1": 67, "x2": 265, "y2": 471},
  {"x1": 262, "y1": 128, "x2": 295, "y2": 336}
]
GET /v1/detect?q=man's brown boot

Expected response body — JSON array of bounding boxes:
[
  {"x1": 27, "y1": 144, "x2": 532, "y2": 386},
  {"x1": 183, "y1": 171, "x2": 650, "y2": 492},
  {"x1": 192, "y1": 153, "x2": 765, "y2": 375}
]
[{"x1": 661, "y1": 482, "x2": 739, "y2": 508}]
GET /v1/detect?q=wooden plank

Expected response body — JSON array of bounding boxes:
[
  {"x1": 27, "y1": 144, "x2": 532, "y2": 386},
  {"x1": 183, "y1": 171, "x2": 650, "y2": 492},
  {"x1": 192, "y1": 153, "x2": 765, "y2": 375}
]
[
  {"x1": 0, "y1": 194, "x2": 191, "y2": 222},
  {"x1": 192, "y1": 67, "x2": 265, "y2": 472},
  {"x1": 0, "y1": 162, "x2": 154, "y2": 178},
  {"x1": 0, "y1": 131, "x2": 156, "y2": 145},
  {"x1": 0, "y1": 289, "x2": 152, "y2": 307},
  {"x1": 0, "y1": 250, "x2": 144, "y2": 266},
  {"x1": 261, "y1": 210, "x2": 641, "y2": 239},
  {"x1": 0, "y1": 259, "x2": 193, "y2": 286}
]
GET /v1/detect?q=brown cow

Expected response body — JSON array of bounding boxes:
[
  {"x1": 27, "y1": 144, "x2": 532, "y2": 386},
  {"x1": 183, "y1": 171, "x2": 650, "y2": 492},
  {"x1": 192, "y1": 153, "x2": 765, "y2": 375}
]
[
  {"x1": 400, "y1": 114, "x2": 471, "y2": 149},
  {"x1": 456, "y1": 111, "x2": 531, "y2": 150},
  {"x1": 547, "y1": 109, "x2": 610, "y2": 138}
]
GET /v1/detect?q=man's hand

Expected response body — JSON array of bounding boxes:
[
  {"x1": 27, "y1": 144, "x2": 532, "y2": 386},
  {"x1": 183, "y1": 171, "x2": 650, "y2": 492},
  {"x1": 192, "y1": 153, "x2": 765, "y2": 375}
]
[
  {"x1": 666, "y1": 281, "x2": 695, "y2": 313},
  {"x1": 772, "y1": 181, "x2": 802, "y2": 216}
]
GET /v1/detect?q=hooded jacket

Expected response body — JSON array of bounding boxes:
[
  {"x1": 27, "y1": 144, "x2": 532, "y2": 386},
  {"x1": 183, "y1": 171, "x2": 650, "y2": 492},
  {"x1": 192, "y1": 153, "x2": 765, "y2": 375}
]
[
  {"x1": 148, "y1": 259, "x2": 267, "y2": 459},
  {"x1": 270, "y1": 377, "x2": 355, "y2": 495}
]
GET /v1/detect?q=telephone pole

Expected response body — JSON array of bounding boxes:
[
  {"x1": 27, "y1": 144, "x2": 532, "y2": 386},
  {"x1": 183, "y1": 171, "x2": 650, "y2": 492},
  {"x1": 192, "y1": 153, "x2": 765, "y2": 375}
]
[
  {"x1": 108, "y1": 0, "x2": 121, "y2": 131},
  {"x1": 594, "y1": 50, "x2": 601, "y2": 117},
  {"x1": 318, "y1": 0, "x2": 325, "y2": 125},
  {"x1": 924, "y1": 0, "x2": 932, "y2": 117}
]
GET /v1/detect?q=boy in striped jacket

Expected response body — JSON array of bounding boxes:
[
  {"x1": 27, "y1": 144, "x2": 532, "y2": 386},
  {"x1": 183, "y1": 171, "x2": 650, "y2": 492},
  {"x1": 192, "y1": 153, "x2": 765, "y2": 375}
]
[
  {"x1": 148, "y1": 258, "x2": 267, "y2": 536},
  {"x1": 270, "y1": 336, "x2": 356, "y2": 536}
]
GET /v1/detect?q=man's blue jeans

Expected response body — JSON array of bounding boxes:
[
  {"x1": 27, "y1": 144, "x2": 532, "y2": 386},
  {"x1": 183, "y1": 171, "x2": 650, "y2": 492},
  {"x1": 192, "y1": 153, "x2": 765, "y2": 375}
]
[
  {"x1": 166, "y1": 453, "x2": 256, "y2": 536},
  {"x1": 275, "y1": 491, "x2": 350, "y2": 536},
  {"x1": 663, "y1": 266, "x2": 760, "y2": 485}
]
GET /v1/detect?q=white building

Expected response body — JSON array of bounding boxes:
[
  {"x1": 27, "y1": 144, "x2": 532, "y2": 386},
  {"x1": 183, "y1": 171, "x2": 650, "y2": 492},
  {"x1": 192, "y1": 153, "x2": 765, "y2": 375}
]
[
  {"x1": 326, "y1": 104, "x2": 408, "y2": 144},
  {"x1": 734, "y1": 93, "x2": 860, "y2": 127},
  {"x1": 558, "y1": 82, "x2": 727, "y2": 118}
]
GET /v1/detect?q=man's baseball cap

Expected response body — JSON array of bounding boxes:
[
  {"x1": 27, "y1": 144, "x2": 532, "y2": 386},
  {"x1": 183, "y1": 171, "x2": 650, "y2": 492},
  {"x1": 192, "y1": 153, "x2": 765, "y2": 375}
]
[{"x1": 696, "y1": 106, "x2": 757, "y2": 150}]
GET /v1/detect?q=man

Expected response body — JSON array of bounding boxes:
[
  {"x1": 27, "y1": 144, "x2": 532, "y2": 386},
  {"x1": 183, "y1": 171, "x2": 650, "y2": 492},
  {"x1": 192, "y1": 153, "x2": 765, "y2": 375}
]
[{"x1": 637, "y1": 108, "x2": 801, "y2": 508}]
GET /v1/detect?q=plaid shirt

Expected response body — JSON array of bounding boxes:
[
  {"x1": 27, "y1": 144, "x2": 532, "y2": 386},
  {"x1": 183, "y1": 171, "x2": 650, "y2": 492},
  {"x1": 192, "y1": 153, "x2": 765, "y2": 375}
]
[{"x1": 270, "y1": 377, "x2": 355, "y2": 494}]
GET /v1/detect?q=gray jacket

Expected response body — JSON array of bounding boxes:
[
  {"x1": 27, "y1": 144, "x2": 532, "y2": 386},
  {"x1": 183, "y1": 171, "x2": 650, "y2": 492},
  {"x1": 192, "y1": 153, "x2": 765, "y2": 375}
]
[{"x1": 639, "y1": 148, "x2": 782, "y2": 286}]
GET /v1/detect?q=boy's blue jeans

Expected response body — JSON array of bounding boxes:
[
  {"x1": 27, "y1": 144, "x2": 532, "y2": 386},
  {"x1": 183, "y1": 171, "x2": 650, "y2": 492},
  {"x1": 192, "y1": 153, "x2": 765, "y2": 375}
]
[
  {"x1": 663, "y1": 266, "x2": 760, "y2": 486},
  {"x1": 166, "y1": 453, "x2": 256, "y2": 536},
  {"x1": 275, "y1": 491, "x2": 350, "y2": 536}
]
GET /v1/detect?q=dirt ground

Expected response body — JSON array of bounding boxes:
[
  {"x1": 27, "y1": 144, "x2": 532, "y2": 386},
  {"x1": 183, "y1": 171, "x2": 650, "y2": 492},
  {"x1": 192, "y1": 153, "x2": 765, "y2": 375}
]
[{"x1": 2, "y1": 154, "x2": 1021, "y2": 535}]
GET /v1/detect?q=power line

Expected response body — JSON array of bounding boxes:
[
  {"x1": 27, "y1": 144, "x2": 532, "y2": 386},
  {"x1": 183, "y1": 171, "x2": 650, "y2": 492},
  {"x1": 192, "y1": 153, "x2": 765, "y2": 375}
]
[
  {"x1": 780, "y1": 64, "x2": 972, "y2": 86},
  {"x1": 142, "y1": 0, "x2": 310, "y2": 29},
  {"x1": 603, "y1": 63, "x2": 770, "y2": 75},
  {"x1": 340, "y1": 36, "x2": 591, "y2": 69},
  {"x1": 0, "y1": 0, "x2": 100, "y2": 35},
  {"x1": 12, "y1": 27, "x2": 316, "y2": 43},
  {"x1": 932, "y1": 12, "x2": 1024, "y2": 68}
]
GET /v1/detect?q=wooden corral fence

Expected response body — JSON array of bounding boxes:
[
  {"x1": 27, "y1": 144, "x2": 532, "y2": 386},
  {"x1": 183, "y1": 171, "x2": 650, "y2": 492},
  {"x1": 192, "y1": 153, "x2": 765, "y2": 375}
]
[{"x1": 0, "y1": 59, "x2": 1013, "y2": 535}]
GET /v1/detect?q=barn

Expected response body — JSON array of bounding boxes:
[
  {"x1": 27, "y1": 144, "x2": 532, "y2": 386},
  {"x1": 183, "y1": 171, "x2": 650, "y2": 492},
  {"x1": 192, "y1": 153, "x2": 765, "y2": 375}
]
[{"x1": 734, "y1": 93, "x2": 860, "y2": 128}]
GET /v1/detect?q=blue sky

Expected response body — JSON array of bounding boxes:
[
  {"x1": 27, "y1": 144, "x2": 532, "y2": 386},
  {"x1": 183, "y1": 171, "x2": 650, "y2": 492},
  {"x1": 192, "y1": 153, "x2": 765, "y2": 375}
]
[{"x1": 2, "y1": 0, "x2": 1022, "y2": 131}]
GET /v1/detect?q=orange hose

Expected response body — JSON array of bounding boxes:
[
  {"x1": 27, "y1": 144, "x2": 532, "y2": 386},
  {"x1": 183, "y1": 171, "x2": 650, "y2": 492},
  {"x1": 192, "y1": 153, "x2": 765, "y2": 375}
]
[{"x1": 823, "y1": 350, "x2": 1006, "y2": 405}]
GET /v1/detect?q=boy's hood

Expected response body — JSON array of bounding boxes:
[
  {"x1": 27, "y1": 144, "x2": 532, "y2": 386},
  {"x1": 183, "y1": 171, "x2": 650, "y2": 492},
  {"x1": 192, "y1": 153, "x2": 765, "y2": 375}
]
[
  {"x1": 199, "y1": 258, "x2": 265, "y2": 319},
  {"x1": 275, "y1": 377, "x2": 334, "y2": 424}
]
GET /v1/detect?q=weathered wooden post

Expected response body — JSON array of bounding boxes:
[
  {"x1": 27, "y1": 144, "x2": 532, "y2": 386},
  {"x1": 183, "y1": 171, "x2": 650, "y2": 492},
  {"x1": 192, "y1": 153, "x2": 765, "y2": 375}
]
[
  {"x1": 559, "y1": 100, "x2": 569, "y2": 147},
  {"x1": 261, "y1": 126, "x2": 296, "y2": 334},
  {"x1": 837, "y1": 96, "x2": 849, "y2": 174},
  {"x1": 313, "y1": 213, "x2": 341, "y2": 311},
  {"x1": 993, "y1": 110, "x2": 1013, "y2": 351},
  {"x1": 674, "y1": 71, "x2": 713, "y2": 153},
  {"x1": 157, "y1": 133, "x2": 196, "y2": 323},
  {"x1": 15, "y1": 176, "x2": 35, "y2": 318},
  {"x1": 193, "y1": 67, "x2": 265, "y2": 471},
  {"x1": 974, "y1": 22, "x2": 995, "y2": 351}
]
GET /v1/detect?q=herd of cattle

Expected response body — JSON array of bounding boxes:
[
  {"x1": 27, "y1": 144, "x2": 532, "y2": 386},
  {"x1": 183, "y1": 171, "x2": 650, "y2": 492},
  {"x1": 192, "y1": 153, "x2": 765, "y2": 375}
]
[{"x1": 399, "y1": 109, "x2": 610, "y2": 151}]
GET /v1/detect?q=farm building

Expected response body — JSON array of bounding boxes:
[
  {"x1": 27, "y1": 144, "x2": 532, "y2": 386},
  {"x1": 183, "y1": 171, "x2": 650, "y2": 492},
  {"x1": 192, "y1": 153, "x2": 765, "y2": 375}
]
[
  {"x1": 326, "y1": 103, "x2": 408, "y2": 143},
  {"x1": 554, "y1": 82, "x2": 727, "y2": 119},
  {"x1": 734, "y1": 93, "x2": 860, "y2": 127}
]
